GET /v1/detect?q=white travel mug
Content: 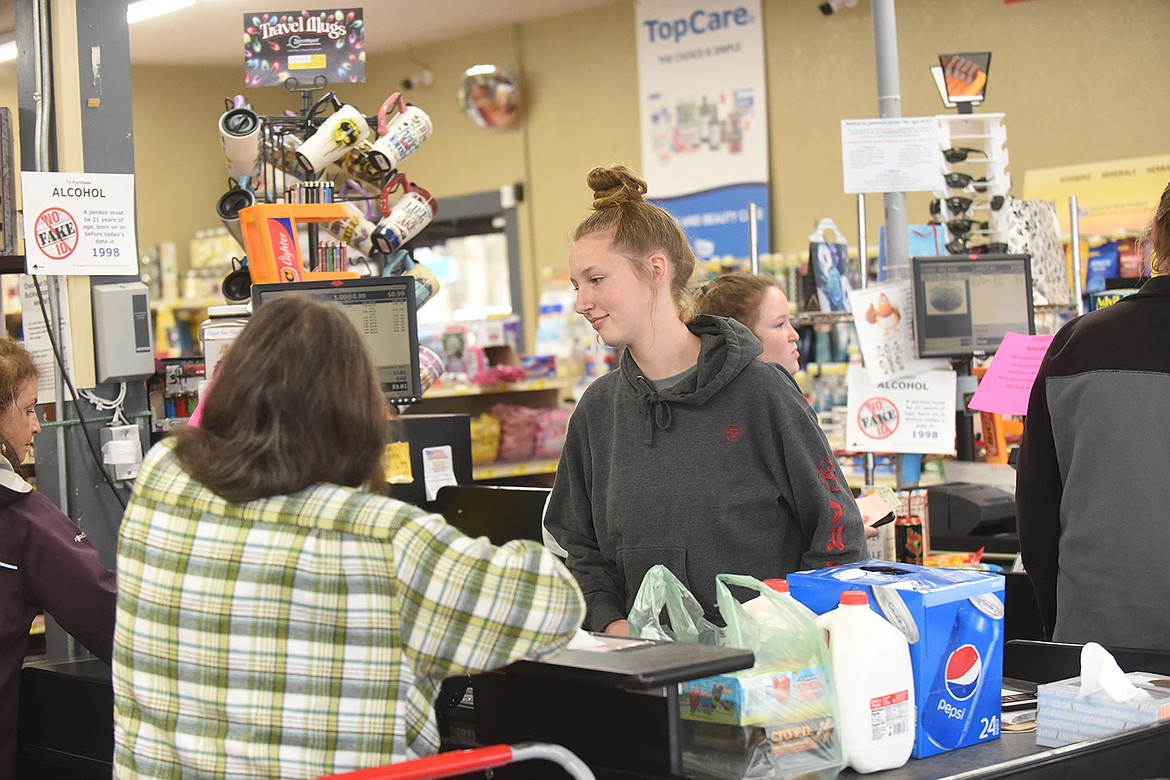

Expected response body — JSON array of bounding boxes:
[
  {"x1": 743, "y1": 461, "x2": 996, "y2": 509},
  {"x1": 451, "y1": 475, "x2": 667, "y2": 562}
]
[
  {"x1": 368, "y1": 92, "x2": 434, "y2": 173},
  {"x1": 323, "y1": 201, "x2": 378, "y2": 257},
  {"x1": 218, "y1": 97, "x2": 262, "y2": 184},
  {"x1": 295, "y1": 103, "x2": 372, "y2": 174},
  {"x1": 371, "y1": 174, "x2": 438, "y2": 256},
  {"x1": 216, "y1": 186, "x2": 256, "y2": 248}
]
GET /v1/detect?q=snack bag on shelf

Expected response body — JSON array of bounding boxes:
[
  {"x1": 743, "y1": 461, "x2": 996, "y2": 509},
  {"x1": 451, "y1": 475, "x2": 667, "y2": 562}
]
[
  {"x1": 533, "y1": 407, "x2": 571, "y2": 459},
  {"x1": 469, "y1": 413, "x2": 501, "y2": 465},
  {"x1": 492, "y1": 403, "x2": 539, "y2": 462}
]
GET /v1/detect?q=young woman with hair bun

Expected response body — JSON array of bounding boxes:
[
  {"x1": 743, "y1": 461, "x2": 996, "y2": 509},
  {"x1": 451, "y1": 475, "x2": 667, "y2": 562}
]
[{"x1": 544, "y1": 164, "x2": 865, "y2": 636}]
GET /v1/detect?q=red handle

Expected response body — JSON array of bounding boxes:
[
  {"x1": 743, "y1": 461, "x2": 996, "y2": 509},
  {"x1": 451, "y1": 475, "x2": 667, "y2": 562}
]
[{"x1": 319, "y1": 744, "x2": 515, "y2": 780}]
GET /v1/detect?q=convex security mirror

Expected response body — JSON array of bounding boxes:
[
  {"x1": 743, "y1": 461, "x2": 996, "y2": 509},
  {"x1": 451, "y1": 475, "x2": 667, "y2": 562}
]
[{"x1": 457, "y1": 65, "x2": 520, "y2": 129}]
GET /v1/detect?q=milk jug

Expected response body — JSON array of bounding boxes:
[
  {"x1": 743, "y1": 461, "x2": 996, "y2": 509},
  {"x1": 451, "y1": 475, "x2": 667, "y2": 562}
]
[{"x1": 817, "y1": 590, "x2": 915, "y2": 773}]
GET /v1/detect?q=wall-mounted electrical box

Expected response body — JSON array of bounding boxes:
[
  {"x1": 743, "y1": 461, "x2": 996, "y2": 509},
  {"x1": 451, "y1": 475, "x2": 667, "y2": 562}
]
[{"x1": 92, "y1": 282, "x2": 155, "y2": 382}]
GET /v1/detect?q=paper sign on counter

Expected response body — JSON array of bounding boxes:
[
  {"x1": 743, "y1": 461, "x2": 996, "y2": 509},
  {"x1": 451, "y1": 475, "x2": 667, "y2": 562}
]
[
  {"x1": 846, "y1": 366, "x2": 956, "y2": 455},
  {"x1": 967, "y1": 331, "x2": 1054, "y2": 416}
]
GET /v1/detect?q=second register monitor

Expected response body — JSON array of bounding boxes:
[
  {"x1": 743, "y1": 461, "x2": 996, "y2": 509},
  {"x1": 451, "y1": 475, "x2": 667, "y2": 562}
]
[{"x1": 911, "y1": 254, "x2": 1035, "y2": 359}]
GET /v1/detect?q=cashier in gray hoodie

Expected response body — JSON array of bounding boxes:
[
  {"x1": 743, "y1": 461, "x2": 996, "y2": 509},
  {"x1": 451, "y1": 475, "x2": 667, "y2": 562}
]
[
  {"x1": 546, "y1": 313, "x2": 866, "y2": 631},
  {"x1": 546, "y1": 165, "x2": 866, "y2": 634}
]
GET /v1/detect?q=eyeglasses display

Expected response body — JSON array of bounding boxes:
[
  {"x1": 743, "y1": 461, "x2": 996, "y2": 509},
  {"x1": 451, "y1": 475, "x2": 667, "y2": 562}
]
[
  {"x1": 940, "y1": 218, "x2": 990, "y2": 237},
  {"x1": 930, "y1": 195, "x2": 1005, "y2": 217},
  {"x1": 944, "y1": 172, "x2": 990, "y2": 192},
  {"x1": 945, "y1": 238, "x2": 1009, "y2": 256},
  {"x1": 942, "y1": 146, "x2": 986, "y2": 163}
]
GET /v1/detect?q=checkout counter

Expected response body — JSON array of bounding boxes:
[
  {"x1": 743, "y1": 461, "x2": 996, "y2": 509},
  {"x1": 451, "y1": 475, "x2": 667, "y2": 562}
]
[{"x1": 18, "y1": 637, "x2": 1170, "y2": 779}]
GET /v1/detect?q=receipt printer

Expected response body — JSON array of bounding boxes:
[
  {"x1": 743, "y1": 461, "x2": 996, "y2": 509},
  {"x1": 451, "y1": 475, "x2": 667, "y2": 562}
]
[{"x1": 926, "y1": 482, "x2": 1017, "y2": 538}]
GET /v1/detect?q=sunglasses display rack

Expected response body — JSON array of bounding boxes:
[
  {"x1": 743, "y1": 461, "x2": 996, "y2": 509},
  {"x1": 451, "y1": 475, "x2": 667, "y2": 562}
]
[{"x1": 934, "y1": 114, "x2": 1011, "y2": 255}]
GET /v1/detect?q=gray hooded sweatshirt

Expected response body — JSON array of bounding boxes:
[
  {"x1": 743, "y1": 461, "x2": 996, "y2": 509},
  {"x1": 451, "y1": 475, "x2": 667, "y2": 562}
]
[{"x1": 545, "y1": 315, "x2": 866, "y2": 631}]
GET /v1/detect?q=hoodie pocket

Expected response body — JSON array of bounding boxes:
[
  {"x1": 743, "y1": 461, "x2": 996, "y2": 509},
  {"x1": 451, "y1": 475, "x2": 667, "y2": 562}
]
[{"x1": 620, "y1": 545, "x2": 689, "y2": 608}]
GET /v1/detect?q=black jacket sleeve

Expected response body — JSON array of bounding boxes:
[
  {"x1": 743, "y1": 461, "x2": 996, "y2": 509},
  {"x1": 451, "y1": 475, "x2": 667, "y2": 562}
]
[
  {"x1": 21, "y1": 492, "x2": 117, "y2": 662},
  {"x1": 1015, "y1": 354, "x2": 1062, "y2": 640}
]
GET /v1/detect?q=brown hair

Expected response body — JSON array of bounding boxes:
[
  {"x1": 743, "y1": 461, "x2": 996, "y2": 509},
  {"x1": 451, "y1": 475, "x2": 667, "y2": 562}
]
[
  {"x1": 1140, "y1": 179, "x2": 1170, "y2": 276},
  {"x1": 171, "y1": 294, "x2": 388, "y2": 502},
  {"x1": 693, "y1": 273, "x2": 782, "y2": 329},
  {"x1": 572, "y1": 165, "x2": 698, "y2": 321},
  {"x1": 0, "y1": 338, "x2": 38, "y2": 472}
]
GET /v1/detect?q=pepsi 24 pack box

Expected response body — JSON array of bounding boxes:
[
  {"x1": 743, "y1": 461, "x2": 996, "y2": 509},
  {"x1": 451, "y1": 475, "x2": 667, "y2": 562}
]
[{"x1": 787, "y1": 561, "x2": 1004, "y2": 758}]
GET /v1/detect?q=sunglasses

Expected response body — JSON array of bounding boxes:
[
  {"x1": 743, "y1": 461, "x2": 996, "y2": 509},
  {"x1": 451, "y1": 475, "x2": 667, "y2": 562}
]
[
  {"x1": 944, "y1": 172, "x2": 990, "y2": 192},
  {"x1": 930, "y1": 195, "x2": 1005, "y2": 216},
  {"x1": 942, "y1": 147, "x2": 987, "y2": 163},
  {"x1": 946, "y1": 238, "x2": 1009, "y2": 256},
  {"x1": 934, "y1": 219, "x2": 989, "y2": 237}
]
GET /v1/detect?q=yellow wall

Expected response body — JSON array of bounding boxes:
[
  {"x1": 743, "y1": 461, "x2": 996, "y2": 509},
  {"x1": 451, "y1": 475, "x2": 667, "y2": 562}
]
[{"x1": 4, "y1": 0, "x2": 1169, "y2": 338}]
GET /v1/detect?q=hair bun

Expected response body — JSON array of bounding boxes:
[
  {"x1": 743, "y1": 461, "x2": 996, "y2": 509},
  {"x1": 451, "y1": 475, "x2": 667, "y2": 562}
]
[{"x1": 587, "y1": 165, "x2": 648, "y2": 210}]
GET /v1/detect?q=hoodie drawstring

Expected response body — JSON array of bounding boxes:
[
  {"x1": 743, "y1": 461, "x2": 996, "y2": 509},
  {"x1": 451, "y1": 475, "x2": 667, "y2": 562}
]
[{"x1": 635, "y1": 375, "x2": 673, "y2": 445}]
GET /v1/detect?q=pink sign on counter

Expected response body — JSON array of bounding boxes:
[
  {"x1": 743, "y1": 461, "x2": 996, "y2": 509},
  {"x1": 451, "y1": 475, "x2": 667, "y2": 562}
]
[{"x1": 968, "y1": 331, "x2": 1055, "y2": 416}]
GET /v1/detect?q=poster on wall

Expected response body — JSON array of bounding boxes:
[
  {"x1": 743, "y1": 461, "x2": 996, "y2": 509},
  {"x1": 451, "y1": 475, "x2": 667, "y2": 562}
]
[
  {"x1": 19, "y1": 171, "x2": 139, "y2": 276},
  {"x1": 244, "y1": 9, "x2": 365, "y2": 87},
  {"x1": 635, "y1": 0, "x2": 770, "y2": 261}
]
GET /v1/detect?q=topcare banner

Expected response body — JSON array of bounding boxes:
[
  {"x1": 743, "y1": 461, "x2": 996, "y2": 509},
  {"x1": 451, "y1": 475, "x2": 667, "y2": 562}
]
[{"x1": 636, "y1": 0, "x2": 770, "y2": 260}]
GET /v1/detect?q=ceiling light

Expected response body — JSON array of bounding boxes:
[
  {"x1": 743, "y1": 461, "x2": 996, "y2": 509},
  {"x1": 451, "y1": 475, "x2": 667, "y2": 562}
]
[
  {"x1": 0, "y1": 1, "x2": 191, "y2": 64},
  {"x1": 127, "y1": 0, "x2": 197, "y2": 26}
]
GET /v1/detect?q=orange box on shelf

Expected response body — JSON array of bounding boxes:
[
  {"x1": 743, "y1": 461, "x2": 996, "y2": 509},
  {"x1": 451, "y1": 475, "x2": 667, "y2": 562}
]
[{"x1": 238, "y1": 203, "x2": 359, "y2": 284}]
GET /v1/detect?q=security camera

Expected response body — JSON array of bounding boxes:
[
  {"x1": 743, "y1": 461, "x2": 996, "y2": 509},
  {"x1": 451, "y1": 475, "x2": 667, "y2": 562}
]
[
  {"x1": 401, "y1": 70, "x2": 434, "y2": 91},
  {"x1": 820, "y1": 0, "x2": 859, "y2": 15}
]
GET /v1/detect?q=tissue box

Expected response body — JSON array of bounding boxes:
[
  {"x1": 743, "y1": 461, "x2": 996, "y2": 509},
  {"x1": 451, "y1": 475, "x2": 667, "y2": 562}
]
[
  {"x1": 788, "y1": 561, "x2": 1004, "y2": 758},
  {"x1": 1036, "y1": 672, "x2": 1170, "y2": 747}
]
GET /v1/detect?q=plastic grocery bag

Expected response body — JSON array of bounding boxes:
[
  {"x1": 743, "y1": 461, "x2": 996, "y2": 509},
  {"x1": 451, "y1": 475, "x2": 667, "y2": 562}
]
[
  {"x1": 682, "y1": 574, "x2": 844, "y2": 780},
  {"x1": 628, "y1": 564, "x2": 722, "y2": 646}
]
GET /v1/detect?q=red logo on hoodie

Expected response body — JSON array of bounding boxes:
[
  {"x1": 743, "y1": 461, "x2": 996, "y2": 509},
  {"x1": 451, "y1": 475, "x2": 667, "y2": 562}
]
[{"x1": 724, "y1": 423, "x2": 742, "y2": 442}]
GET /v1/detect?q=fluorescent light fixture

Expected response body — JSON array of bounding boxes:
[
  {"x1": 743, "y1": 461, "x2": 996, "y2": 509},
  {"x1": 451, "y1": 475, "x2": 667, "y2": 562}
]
[
  {"x1": 127, "y1": 0, "x2": 197, "y2": 26},
  {"x1": 0, "y1": 1, "x2": 190, "y2": 63}
]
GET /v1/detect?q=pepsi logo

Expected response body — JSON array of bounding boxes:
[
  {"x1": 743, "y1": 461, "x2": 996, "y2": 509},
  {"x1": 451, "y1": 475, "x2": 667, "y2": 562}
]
[{"x1": 943, "y1": 644, "x2": 982, "y2": 701}]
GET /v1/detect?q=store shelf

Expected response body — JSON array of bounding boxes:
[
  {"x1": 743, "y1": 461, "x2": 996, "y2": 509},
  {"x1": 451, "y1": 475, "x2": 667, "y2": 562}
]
[
  {"x1": 0, "y1": 255, "x2": 25, "y2": 274},
  {"x1": 422, "y1": 378, "x2": 570, "y2": 399},
  {"x1": 473, "y1": 457, "x2": 559, "y2": 481}
]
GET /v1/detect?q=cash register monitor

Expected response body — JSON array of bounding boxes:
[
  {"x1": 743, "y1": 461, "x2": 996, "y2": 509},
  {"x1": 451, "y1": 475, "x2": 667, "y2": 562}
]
[
  {"x1": 911, "y1": 254, "x2": 1035, "y2": 359},
  {"x1": 251, "y1": 276, "x2": 422, "y2": 404}
]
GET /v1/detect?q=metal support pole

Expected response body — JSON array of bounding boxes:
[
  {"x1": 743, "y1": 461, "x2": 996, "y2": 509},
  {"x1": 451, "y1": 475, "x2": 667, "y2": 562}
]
[
  {"x1": 857, "y1": 193, "x2": 875, "y2": 487},
  {"x1": 748, "y1": 202, "x2": 760, "y2": 274},
  {"x1": 1070, "y1": 196, "x2": 1084, "y2": 315},
  {"x1": 871, "y1": 0, "x2": 909, "y2": 282}
]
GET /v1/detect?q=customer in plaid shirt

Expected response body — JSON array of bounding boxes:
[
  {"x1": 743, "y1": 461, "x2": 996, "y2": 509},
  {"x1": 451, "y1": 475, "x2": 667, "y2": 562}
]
[{"x1": 112, "y1": 295, "x2": 584, "y2": 779}]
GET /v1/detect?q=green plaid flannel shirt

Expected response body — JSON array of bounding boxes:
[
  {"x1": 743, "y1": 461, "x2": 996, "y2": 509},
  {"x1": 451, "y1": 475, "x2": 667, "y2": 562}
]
[{"x1": 113, "y1": 438, "x2": 584, "y2": 779}]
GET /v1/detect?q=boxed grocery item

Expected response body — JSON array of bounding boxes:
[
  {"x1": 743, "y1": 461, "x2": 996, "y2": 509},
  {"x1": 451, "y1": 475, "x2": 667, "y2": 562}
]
[
  {"x1": 678, "y1": 663, "x2": 838, "y2": 780},
  {"x1": 1036, "y1": 672, "x2": 1170, "y2": 747},
  {"x1": 788, "y1": 561, "x2": 1004, "y2": 758}
]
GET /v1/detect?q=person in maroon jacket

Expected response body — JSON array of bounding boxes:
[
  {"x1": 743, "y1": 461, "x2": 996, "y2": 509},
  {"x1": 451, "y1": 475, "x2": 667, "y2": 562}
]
[{"x1": 0, "y1": 337, "x2": 116, "y2": 780}]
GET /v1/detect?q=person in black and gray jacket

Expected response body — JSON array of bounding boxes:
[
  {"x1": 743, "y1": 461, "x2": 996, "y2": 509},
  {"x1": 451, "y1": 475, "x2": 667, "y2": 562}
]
[
  {"x1": 0, "y1": 337, "x2": 116, "y2": 780},
  {"x1": 1016, "y1": 179, "x2": 1170, "y2": 652},
  {"x1": 544, "y1": 165, "x2": 866, "y2": 636}
]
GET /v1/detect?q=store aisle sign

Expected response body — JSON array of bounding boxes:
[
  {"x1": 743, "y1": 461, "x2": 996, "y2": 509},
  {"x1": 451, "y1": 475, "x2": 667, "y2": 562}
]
[
  {"x1": 635, "y1": 0, "x2": 770, "y2": 260},
  {"x1": 19, "y1": 172, "x2": 139, "y2": 276},
  {"x1": 845, "y1": 366, "x2": 956, "y2": 455},
  {"x1": 841, "y1": 118, "x2": 943, "y2": 194}
]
